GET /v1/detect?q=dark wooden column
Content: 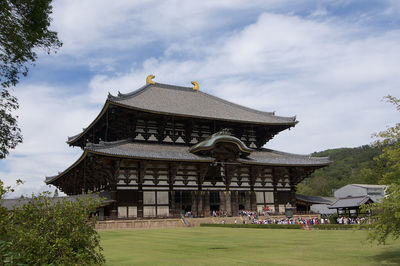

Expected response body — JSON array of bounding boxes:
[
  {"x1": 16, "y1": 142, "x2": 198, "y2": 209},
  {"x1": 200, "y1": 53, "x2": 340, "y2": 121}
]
[
  {"x1": 109, "y1": 159, "x2": 120, "y2": 219},
  {"x1": 249, "y1": 166, "x2": 258, "y2": 211},
  {"x1": 204, "y1": 191, "x2": 210, "y2": 216},
  {"x1": 137, "y1": 161, "x2": 148, "y2": 218},
  {"x1": 245, "y1": 191, "x2": 251, "y2": 210},
  {"x1": 191, "y1": 191, "x2": 197, "y2": 216},
  {"x1": 168, "y1": 162, "x2": 179, "y2": 216},
  {"x1": 225, "y1": 191, "x2": 232, "y2": 216},
  {"x1": 197, "y1": 164, "x2": 208, "y2": 217},
  {"x1": 289, "y1": 168, "x2": 297, "y2": 213},
  {"x1": 224, "y1": 164, "x2": 235, "y2": 216},
  {"x1": 272, "y1": 167, "x2": 279, "y2": 214},
  {"x1": 232, "y1": 191, "x2": 239, "y2": 216}
]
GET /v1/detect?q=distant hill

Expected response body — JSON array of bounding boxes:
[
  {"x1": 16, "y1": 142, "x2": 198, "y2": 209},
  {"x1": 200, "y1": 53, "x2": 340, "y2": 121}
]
[{"x1": 297, "y1": 145, "x2": 382, "y2": 196}]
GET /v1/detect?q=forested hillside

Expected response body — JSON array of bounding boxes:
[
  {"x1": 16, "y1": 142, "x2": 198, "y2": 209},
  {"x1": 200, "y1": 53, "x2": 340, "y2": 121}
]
[{"x1": 297, "y1": 145, "x2": 382, "y2": 196}]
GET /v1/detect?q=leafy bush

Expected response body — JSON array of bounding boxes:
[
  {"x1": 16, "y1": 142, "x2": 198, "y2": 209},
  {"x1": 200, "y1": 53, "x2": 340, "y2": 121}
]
[
  {"x1": 0, "y1": 185, "x2": 105, "y2": 265},
  {"x1": 313, "y1": 224, "x2": 366, "y2": 230},
  {"x1": 329, "y1": 213, "x2": 338, "y2": 224}
]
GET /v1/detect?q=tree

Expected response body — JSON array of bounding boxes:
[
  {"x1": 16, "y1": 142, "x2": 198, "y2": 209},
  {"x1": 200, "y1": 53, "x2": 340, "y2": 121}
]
[
  {"x1": 363, "y1": 95, "x2": 400, "y2": 244},
  {"x1": 0, "y1": 0, "x2": 62, "y2": 88},
  {"x1": 0, "y1": 0, "x2": 62, "y2": 157},
  {"x1": 0, "y1": 90, "x2": 22, "y2": 158},
  {"x1": 0, "y1": 182, "x2": 105, "y2": 265}
]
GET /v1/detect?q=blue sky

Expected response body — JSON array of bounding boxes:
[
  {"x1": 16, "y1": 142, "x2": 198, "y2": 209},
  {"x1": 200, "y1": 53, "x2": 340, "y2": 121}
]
[{"x1": 2, "y1": 0, "x2": 400, "y2": 196}]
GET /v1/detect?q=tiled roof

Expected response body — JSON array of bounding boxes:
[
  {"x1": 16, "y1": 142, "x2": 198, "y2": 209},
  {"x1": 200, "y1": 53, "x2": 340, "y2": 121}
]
[
  {"x1": 85, "y1": 140, "x2": 330, "y2": 166},
  {"x1": 328, "y1": 196, "x2": 373, "y2": 209},
  {"x1": 351, "y1": 184, "x2": 387, "y2": 189},
  {"x1": 108, "y1": 83, "x2": 297, "y2": 125},
  {"x1": 241, "y1": 149, "x2": 331, "y2": 166},
  {"x1": 296, "y1": 194, "x2": 335, "y2": 204},
  {"x1": 86, "y1": 140, "x2": 215, "y2": 162},
  {"x1": 67, "y1": 82, "x2": 298, "y2": 145},
  {"x1": 47, "y1": 140, "x2": 330, "y2": 185}
]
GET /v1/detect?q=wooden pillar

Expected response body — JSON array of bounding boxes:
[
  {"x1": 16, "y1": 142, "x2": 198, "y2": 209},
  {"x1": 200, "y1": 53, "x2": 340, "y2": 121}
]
[
  {"x1": 197, "y1": 164, "x2": 208, "y2": 217},
  {"x1": 232, "y1": 191, "x2": 239, "y2": 216},
  {"x1": 225, "y1": 191, "x2": 232, "y2": 216},
  {"x1": 168, "y1": 162, "x2": 178, "y2": 216},
  {"x1": 289, "y1": 168, "x2": 297, "y2": 213},
  {"x1": 220, "y1": 191, "x2": 226, "y2": 212},
  {"x1": 137, "y1": 161, "x2": 147, "y2": 218},
  {"x1": 191, "y1": 191, "x2": 197, "y2": 216},
  {"x1": 204, "y1": 191, "x2": 210, "y2": 216},
  {"x1": 197, "y1": 191, "x2": 204, "y2": 217},
  {"x1": 250, "y1": 191, "x2": 257, "y2": 211},
  {"x1": 249, "y1": 166, "x2": 257, "y2": 211},
  {"x1": 110, "y1": 188, "x2": 118, "y2": 219},
  {"x1": 272, "y1": 168, "x2": 279, "y2": 214},
  {"x1": 245, "y1": 191, "x2": 251, "y2": 210},
  {"x1": 170, "y1": 191, "x2": 176, "y2": 217}
]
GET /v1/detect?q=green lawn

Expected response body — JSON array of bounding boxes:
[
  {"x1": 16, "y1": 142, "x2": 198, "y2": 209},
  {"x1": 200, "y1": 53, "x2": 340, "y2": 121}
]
[{"x1": 100, "y1": 227, "x2": 400, "y2": 266}]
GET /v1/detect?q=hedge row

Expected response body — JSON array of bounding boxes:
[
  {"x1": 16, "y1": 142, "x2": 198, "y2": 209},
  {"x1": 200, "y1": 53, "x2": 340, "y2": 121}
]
[
  {"x1": 199, "y1": 224, "x2": 302, "y2": 229},
  {"x1": 313, "y1": 224, "x2": 367, "y2": 230}
]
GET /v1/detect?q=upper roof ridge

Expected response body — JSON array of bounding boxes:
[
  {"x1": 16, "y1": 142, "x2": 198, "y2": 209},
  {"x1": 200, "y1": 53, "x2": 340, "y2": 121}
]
[
  {"x1": 68, "y1": 80, "x2": 299, "y2": 146},
  {"x1": 108, "y1": 81, "x2": 295, "y2": 120}
]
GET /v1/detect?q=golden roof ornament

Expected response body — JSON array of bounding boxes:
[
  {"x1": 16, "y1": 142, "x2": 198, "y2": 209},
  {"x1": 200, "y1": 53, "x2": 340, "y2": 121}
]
[
  {"x1": 191, "y1": 81, "x2": 199, "y2": 91},
  {"x1": 146, "y1": 74, "x2": 155, "y2": 84}
]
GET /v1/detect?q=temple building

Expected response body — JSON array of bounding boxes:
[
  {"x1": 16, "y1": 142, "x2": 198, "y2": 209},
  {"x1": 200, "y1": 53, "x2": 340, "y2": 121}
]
[{"x1": 46, "y1": 75, "x2": 331, "y2": 219}]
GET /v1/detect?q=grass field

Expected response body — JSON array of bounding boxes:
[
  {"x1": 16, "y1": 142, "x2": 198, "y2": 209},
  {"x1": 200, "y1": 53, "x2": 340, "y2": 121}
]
[{"x1": 100, "y1": 227, "x2": 400, "y2": 266}]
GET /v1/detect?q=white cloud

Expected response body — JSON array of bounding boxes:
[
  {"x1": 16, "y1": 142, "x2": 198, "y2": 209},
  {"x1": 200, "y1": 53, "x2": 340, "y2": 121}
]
[
  {"x1": 0, "y1": 85, "x2": 98, "y2": 196},
  {"x1": 86, "y1": 11, "x2": 400, "y2": 154}
]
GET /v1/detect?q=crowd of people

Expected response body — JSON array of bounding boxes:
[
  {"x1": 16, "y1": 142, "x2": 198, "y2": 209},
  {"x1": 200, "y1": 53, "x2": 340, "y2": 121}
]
[
  {"x1": 212, "y1": 210, "x2": 228, "y2": 217},
  {"x1": 192, "y1": 209, "x2": 364, "y2": 226},
  {"x1": 254, "y1": 217, "x2": 330, "y2": 225},
  {"x1": 337, "y1": 216, "x2": 365, "y2": 224}
]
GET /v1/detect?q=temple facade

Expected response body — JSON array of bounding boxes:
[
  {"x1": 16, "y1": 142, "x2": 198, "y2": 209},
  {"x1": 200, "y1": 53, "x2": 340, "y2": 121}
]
[{"x1": 46, "y1": 76, "x2": 330, "y2": 219}]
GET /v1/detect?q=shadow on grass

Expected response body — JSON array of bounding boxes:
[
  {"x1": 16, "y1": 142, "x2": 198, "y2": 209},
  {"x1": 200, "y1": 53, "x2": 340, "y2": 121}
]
[
  {"x1": 209, "y1": 247, "x2": 231, "y2": 250},
  {"x1": 371, "y1": 250, "x2": 400, "y2": 265}
]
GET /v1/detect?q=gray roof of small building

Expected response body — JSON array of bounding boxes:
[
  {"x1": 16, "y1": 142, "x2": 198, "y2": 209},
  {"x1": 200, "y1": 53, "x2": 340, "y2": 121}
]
[
  {"x1": 108, "y1": 83, "x2": 297, "y2": 125},
  {"x1": 296, "y1": 194, "x2": 335, "y2": 204},
  {"x1": 328, "y1": 196, "x2": 373, "y2": 209},
  {"x1": 350, "y1": 184, "x2": 387, "y2": 189}
]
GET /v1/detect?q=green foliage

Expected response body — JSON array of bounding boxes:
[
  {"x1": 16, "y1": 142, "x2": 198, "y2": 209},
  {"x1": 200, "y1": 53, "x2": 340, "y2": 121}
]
[
  {"x1": 328, "y1": 213, "x2": 338, "y2": 224},
  {"x1": 313, "y1": 224, "x2": 366, "y2": 230},
  {"x1": 362, "y1": 96, "x2": 400, "y2": 244},
  {"x1": 0, "y1": 181, "x2": 105, "y2": 265},
  {"x1": 0, "y1": 0, "x2": 62, "y2": 158},
  {"x1": 200, "y1": 223, "x2": 302, "y2": 229},
  {"x1": 363, "y1": 185, "x2": 400, "y2": 244},
  {"x1": 0, "y1": 0, "x2": 62, "y2": 88},
  {"x1": 297, "y1": 145, "x2": 381, "y2": 196},
  {"x1": 373, "y1": 96, "x2": 400, "y2": 186},
  {"x1": 0, "y1": 90, "x2": 22, "y2": 158}
]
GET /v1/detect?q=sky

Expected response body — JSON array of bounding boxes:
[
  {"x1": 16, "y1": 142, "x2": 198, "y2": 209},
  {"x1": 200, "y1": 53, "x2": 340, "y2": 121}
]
[{"x1": 1, "y1": 0, "x2": 400, "y2": 197}]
